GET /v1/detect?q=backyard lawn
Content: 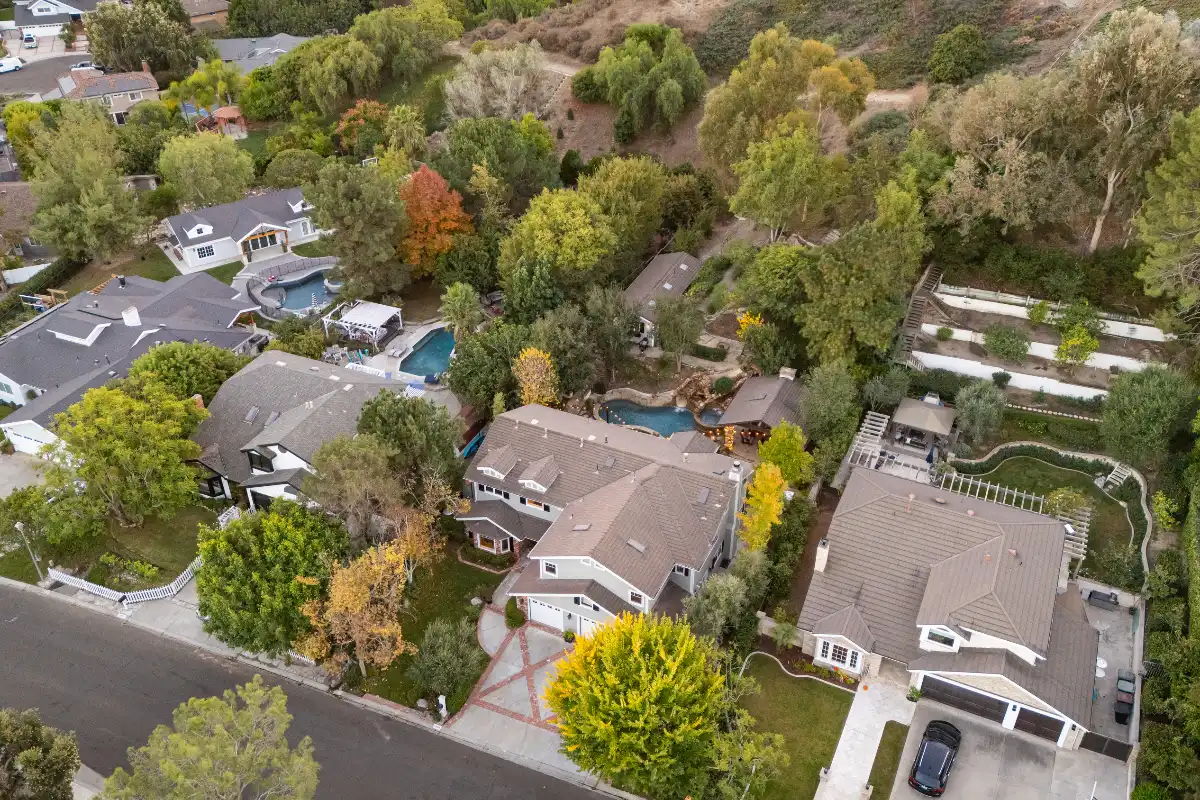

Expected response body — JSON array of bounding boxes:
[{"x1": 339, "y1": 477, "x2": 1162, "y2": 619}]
[
  {"x1": 970, "y1": 456, "x2": 1131, "y2": 579},
  {"x1": 204, "y1": 260, "x2": 244, "y2": 285},
  {"x1": 363, "y1": 544, "x2": 502, "y2": 713},
  {"x1": 868, "y1": 720, "x2": 909, "y2": 800},
  {"x1": 58, "y1": 244, "x2": 179, "y2": 296},
  {"x1": 741, "y1": 654, "x2": 855, "y2": 800},
  {"x1": 292, "y1": 240, "x2": 334, "y2": 258}
]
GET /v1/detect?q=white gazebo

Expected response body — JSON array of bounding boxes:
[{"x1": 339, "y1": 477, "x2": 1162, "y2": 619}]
[{"x1": 321, "y1": 300, "x2": 402, "y2": 344}]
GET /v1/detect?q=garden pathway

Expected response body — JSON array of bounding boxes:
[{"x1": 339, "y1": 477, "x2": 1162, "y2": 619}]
[{"x1": 815, "y1": 660, "x2": 915, "y2": 800}]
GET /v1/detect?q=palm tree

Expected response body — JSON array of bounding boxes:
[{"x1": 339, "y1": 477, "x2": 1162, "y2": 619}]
[
  {"x1": 166, "y1": 59, "x2": 247, "y2": 122},
  {"x1": 439, "y1": 282, "x2": 483, "y2": 342}
]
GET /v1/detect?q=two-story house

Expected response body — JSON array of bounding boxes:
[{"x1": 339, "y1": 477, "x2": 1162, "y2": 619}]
[
  {"x1": 192, "y1": 351, "x2": 460, "y2": 510},
  {"x1": 798, "y1": 468, "x2": 1101, "y2": 749},
  {"x1": 13, "y1": 0, "x2": 100, "y2": 39},
  {"x1": 55, "y1": 68, "x2": 159, "y2": 126},
  {"x1": 164, "y1": 189, "x2": 322, "y2": 271},
  {"x1": 459, "y1": 406, "x2": 748, "y2": 636}
]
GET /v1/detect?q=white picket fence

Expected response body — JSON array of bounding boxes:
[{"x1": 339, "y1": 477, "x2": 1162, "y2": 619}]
[
  {"x1": 124, "y1": 556, "x2": 202, "y2": 604},
  {"x1": 46, "y1": 568, "x2": 125, "y2": 603}
]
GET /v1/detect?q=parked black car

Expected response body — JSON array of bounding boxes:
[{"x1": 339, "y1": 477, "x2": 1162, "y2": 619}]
[{"x1": 908, "y1": 720, "x2": 961, "y2": 796}]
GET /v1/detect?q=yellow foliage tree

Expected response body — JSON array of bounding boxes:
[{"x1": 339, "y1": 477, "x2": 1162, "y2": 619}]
[
  {"x1": 298, "y1": 540, "x2": 415, "y2": 675},
  {"x1": 737, "y1": 463, "x2": 786, "y2": 550},
  {"x1": 383, "y1": 502, "x2": 447, "y2": 584},
  {"x1": 512, "y1": 347, "x2": 559, "y2": 406},
  {"x1": 737, "y1": 311, "x2": 763, "y2": 339}
]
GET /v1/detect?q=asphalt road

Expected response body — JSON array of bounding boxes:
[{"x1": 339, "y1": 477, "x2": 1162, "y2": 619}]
[
  {"x1": 0, "y1": 585, "x2": 601, "y2": 799},
  {"x1": 0, "y1": 55, "x2": 77, "y2": 95}
]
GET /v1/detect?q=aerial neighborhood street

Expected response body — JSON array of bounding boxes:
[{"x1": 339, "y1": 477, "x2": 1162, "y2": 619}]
[{"x1": 0, "y1": 0, "x2": 1197, "y2": 798}]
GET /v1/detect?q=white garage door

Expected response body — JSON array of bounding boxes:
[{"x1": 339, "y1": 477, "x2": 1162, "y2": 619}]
[
  {"x1": 528, "y1": 599, "x2": 564, "y2": 630},
  {"x1": 579, "y1": 617, "x2": 601, "y2": 638}
]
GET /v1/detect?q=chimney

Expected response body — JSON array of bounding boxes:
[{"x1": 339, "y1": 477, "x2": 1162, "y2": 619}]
[
  {"x1": 121, "y1": 306, "x2": 141, "y2": 327},
  {"x1": 141, "y1": 60, "x2": 150, "y2": 74},
  {"x1": 117, "y1": 275, "x2": 126, "y2": 288},
  {"x1": 814, "y1": 538, "x2": 829, "y2": 573},
  {"x1": 779, "y1": 367, "x2": 797, "y2": 381},
  {"x1": 728, "y1": 460, "x2": 742, "y2": 483}
]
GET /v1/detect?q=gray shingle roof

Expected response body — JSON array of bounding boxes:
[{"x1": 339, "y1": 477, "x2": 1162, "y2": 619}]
[
  {"x1": 623, "y1": 252, "x2": 701, "y2": 322},
  {"x1": 182, "y1": 0, "x2": 228, "y2": 16},
  {"x1": 477, "y1": 445, "x2": 518, "y2": 477},
  {"x1": 213, "y1": 34, "x2": 310, "y2": 71},
  {"x1": 813, "y1": 605, "x2": 876, "y2": 653},
  {"x1": 465, "y1": 405, "x2": 739, "y2": 594},
  {"x1": 459, "y1": 499, "x2": 551, "y2": 542},
  {"x1": 192, "y1": 351, "x2": 460, "y2": 483},
  {"x1": 909, "y1": 587, "x2": 1099, "y2": 726},
  {"x1": 241, "y1": 467, "x2": 307, "y2": 490},
  {"x1": 798, "y1": 469, "x2": 1067, "y2": 663},
  {"x1": 520, "y1": 455, "x2": 558, "y2": 488},
  {"x1": 509, "y1": 568, "x2": 639, "y2": 616},
  {"x1": 0, "y1": 272, "x2": 254, "y2": 426},
  {"x1": 669, "y1": 430, "x2": 719, "y2": 454},
  {"x1": 718, "y1": 375, "x2": 805, "y2": 428},
  {"x1": 14, "y1": 3, "x2": 71, "y2": 26},
  {"x1": 165, "y1": 189, "x2": 306, "y2": 247}
]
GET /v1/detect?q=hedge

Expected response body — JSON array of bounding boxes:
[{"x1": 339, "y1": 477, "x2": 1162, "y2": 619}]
[
  {"x1": 952, "y1": 443, "x2": 1110, "y2": 477},
  {"x1": 1183, "y1": 489, "x2": 1200, "y2": 639},
  {"x1": 689, "y1": 342, "x2": 728, "y2": 362},
  {"x1": 0, "y1": 256, "x2": 88, "y2": 332},
  {"x1": 908, "y1": 369, "x2": 976, "y2": 401}
]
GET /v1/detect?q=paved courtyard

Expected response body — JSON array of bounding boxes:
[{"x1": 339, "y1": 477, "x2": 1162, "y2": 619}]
[{"x1": 892, "y1": 702, "x2": 1129, "y2": 800}]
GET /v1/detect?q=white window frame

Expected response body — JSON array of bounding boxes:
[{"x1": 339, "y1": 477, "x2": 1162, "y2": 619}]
[
  {"x1": 543, "y1": 561, "x2": 557, "y2": 577},
  {"x1": 127, "y1": 91, "x2": 142, "y2": 101},
  {"x1": 480, "y1": 466, "x2": 508, "y2": 480},
  {"x1": 195, "y1": 244, "x2": 215, "y2": 260},
  {"x1": 300, "y1": 219, "x2": 311, "y2": 235},
  {"x1": 629, "y1": 591, "x2": 643, "y2": 607},
  {"x1": 817, "y1": 638, "x2": 862, "y2": 673},
  {"x1": 0, "y1": 382, "x2": 12, "y2": 394},
  {"x1": 674, "y1": 565, "x2": 691, "y2": 577},
  {"x1": 520, "y1": 479, "x2": 546, "y2": 494},
  {"x1": 925, "y1": 628, "x2": 957, "y2": 648}
]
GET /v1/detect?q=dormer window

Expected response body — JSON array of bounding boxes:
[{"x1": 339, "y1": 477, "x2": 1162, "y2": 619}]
[
  {"x1": 480, "y1": 467, "x2": 507, "y2": 479},
  {"x1": 187, "y1": 224, "x2": 212, "y2": 239},
  {"x1": 520, "y1": 480, "x2": 546, "y2": 494},
  {"x1": 926, "y1": 629, "x2": 956, "y2": 648}
]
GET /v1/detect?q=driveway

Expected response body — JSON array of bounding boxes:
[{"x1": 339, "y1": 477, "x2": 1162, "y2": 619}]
[
  {"x1": 0, "y1": 453, "x2": 42, "y2": 498},
  {"x1": 892, "y1": 702, "x2": 1129, "y2": 800}
]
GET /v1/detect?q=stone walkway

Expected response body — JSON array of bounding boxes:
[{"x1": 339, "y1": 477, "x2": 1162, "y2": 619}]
[{"x1": 815, "y1": 660, "x2": 916, "y2": 800}]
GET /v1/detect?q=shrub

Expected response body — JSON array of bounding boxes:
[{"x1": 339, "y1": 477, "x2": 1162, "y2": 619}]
[
  {"x1": 1148, "y1": 549, "x2": 1183, "y2": 599},
  {"x1": 407, "y1": 617, "x2": 488, "y2": 710},
  {"x1": 690, "y1": 342, "x2": 727, "y2": 362},
  {"x1": 505, "y1": 596, "x2": 526, "y2": 628},
  {"x1": 1147, "y1": 596, "x2": 1186, "y2": 638},
  {"x1": 570, "y1": 68, "x2": 605, "y2": 102},
  {"x1": 936, "y1": 326, "x2": 953, "y2": 341},
  {"x1": 992, "y1": 371, "x2": 1011, "y2": 388},
  {"x1": 927, "y1": 24, "x2": 988, "y2": 83},
  {"x1": 567, "y1": 108, "x2": 575, "y2": 120},
  {"x1": 983, "y1": 323, "x2": 1030, "y2": 362},
  {"x1": 712, "y1": 376, "x2": 735, "y2": 395},
  {"x1": 764, "y1": 498, "x2": 813, "y2": 606},
  {"x1": 1131, "y1": 783, "x2": 1172, "y2": 800},
  {"x1": 1027, "y1": 300, "x2": 1050, "y2": 326},
  {"x1": 908, "y1": 368, "x2": 975, "y2": 402},
  {"x1": 686, "y1": 255, "x2": 729, "y2": 300}
]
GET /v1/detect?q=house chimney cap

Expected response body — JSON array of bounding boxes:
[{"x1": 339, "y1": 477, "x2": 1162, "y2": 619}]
[{"x1": 141, "y1": 60, "x2": 150, "y2": 73}]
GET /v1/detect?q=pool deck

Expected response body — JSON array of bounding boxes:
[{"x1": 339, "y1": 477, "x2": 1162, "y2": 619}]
[{"x1": 364, "y1": 321, "x2": 450, "y2": 382}]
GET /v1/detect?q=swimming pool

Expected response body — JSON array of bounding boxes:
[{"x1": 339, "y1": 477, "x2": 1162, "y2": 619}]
[
  {"x1": 599, "y1": 400, "x2": 699, "y2": 436},
  {"x1": 266, "y1": 271, "x2": 336, "y2": 311},
  {"x1": 400, "y1": 328, "x2": 455, "y2": 377}
]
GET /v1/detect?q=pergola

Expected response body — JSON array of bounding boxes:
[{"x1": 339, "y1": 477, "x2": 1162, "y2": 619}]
[{"x1": 321, "y1": 300, "x2": 402, "y2": 344}]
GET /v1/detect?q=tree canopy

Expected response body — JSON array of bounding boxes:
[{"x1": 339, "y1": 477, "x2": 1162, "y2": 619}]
[
  {"x1": 398, "y1": 165, "x2": 474, "y2": 278},
  {"x1": 757, "y1": 421, "x2": 814, "y2": 487},
  {"x1": 433, "y1": 115, "x2": 560, "y2": 216},
  {"x1": 356, "y1": 392, "x2": 464, "y2": 500},
  {"x1": 85, "y1": 0, "x2": 206, "y2": 77},
  {"x1": 159, "y1": 132, "x2": 255, "y2": 208},
  {"x1": 498, "y1": 189, "x2": 617, "y2": 297},
  {"x1": 446, "y1": 322, "x2": 528, "y2": 409},
  {"x1": 0, "y1": 707, "x2": 80, "y2": 800},
  {"x1": 1102, "y1": 367, "x2": 1195, "y2": 470},
  {"x1": 127, "y1": 342, "x2": 251, "y2": 404}
]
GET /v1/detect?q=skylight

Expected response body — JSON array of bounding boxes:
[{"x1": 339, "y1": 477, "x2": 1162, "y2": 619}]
[
  {"x1": 627, "y1": 539, "x2": 646, "y2": 553},
  {"x1": 572, "y1": 524, "x2": 591, "y2": 531},
  {"x1": 244, "y1": 406, "x2": 259, "y2": 423}
]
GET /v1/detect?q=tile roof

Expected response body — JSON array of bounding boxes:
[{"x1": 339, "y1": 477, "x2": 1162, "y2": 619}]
[
  {"x1": 58, "y1": 70, "x2": 158, "y2": 100},
  {"x1": 165, "y1": 189, "x2": 306, "y2": 247},
  {"x1": 465, "y1": 405, "x2": 739, "y2": 593},
  {"x1": 182, "y1": 0, "x2": 228, "y2": 16},
  {"x1": 192, "y1": 351, "x2": 461, "y2": 483},
  {"x1": 798, "y1": 469, "x2": 1068, "y2": 663},
  {"x1": 241, "y1": 467, "x2": 307, "y2": 490},
  {"x1": 623, "y1": 252, "x2": 701, "y2": 322},
  {"x1": 509, "y1": 569, "x2": 639, "y2": 616},
  {"x1": 909, "y1": 587, "x2": 1099, "y2": 725},
  {"x1": 520, "y1": 455, "x2": 559, "y2": 488},
  {"x1": 668, "y1": 430, "x2": 719, "y2": 454},
  {"x1": 459, "y1": 499, "x2": 552, "y2": 542},
  {"x1": 813, "y1": 605, "x2": 876, "y2": 653},
  {"x1": 718, "y1": 375, "x2": 805, "y2": 428}
]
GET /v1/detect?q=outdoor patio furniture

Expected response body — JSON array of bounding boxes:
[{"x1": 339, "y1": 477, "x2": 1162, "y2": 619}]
[{"x1": 1087, "y1": 590, "x2": 1120, "y2": 611}]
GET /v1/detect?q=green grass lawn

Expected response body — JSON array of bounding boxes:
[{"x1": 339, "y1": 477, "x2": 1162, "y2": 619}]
[
  {"x1": 983, "y1": 409, "x2": 1105, "y2": 456},
  {"x1": 204, "y1": 260, "x2": 244, "y2": 285},
  {"x1": 971, "y1": 456, "x2": 1131, "y2": 581},
  {"x1": 104, "y1": 505, "x2": 215, "y2": 575},
  {"x1": 0, "y1": 405, "x2": 14, "y2": 422},
  {"x1": 741, "y1": 655, "x2": 855, "y2": 800},
  {"x1": 292, "y1": 240, "x2": 334, "y2": 258},
  {"x1": 59, "y1": 244, "x2": 179, "y2": 296},
  {"x1": 363, "y1": 545, "x2": 502, "y2": 712},
  {"x1": 0, "y1": 546, "x2": 41, "y2": 583},
  {"x1": 868, "y1": 720, "x2": 909, "y2": 800}
]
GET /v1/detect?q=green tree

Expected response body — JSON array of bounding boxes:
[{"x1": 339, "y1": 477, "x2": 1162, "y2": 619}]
[
  {"x1": 0, "y1": 484, "x2": 105, "y2": 563},
  {"x1": 584, "y1": 285, "x2": 637, "y2": 383},
  {"x1": 433, "y1": 116, "x2": 560, "y2": 216},
  {"x1": 45, "y1": 382, "x2": 207, "y2": 527},
  {"x1": 385, "y1": 104, "x2": 427, "y2": 159},
  {"x1": 1055, "y1": 325, "x2": 1099, "y2": 369},
  {"x1": 434, "y1": 232, "x2": 496, "y2": 293},
  {"x1": 654, "y1": 295, "x2": 703, "y2": 370},
  {"x1": 289, "y1": 35, "x2": 382, "y2": 117},
  {"x1": 740, "y1": 243, "x2": 807, "y2": 326},
  {"x1": 334, "y1": 99, "x2": 390, "y2": 159},
  {"x1": 357, "y1": 392, "x2": 464, "y2": 498},
  {"x1": 197, "y1": 501, "x2": 348, "y2": 655},
  {"x1": 740, "y1": 320, "x2": 795, "y2": 376},
  {"x1": 502, "y1": 259, "x2": 564, "y2": 325},
  {"x1": 1136, "y1": 107, "x2": 1200, "y2": 305},
  {"x1": 158, "y1": 132, "x2": 255, "y2": 208},
  {"x1": 305, "y1": 160, "x2": 408, "y2": 297},
  {"x1": 85, "y1": 0, "x2": 203, "y2": 75},
  {"x1": 798, "y1": 174, "x2": 926, "y2": 361},
  {"x1": 572, "y1": 25, "x2": 706, "y2": 143},
  {"x1": 407, "y1": 617, "x2": 487, "y2": 701},
  {"x1": 349, "y1": 1, "x2": 463, "y2": 88},
  {"x1": 927, "y1": 24, "x2": 988, "y2": 84},
  {"x1": 862, "y1": 367, "x2": 909, "y2": 411},
  {"x1": 102, "y1": 675, "x2": 318, "y2": 800},
  {"x1": 127, "y1": 341, "x2": 251, "y2": 404},
  {"x1": 683, "y1": 572, "x2": 747, "y2": 645},
  {"x1": 1140, "y1": 722, "x2": 1200, "y2": 796},
  {"x1": 498, "y1": 189, "x2": 617, "y2": 297},
  {"x1": 955, "y1": 379, "x2": 1006, "y2": 444},
  {"x1": 166, "y1": 58, "x2": 247, "y2": 115},
  {"x1": 302, "y1": 434, "x2": 402, "y2": 541},
  {"x1": 446, "y1": 322, "x2": 528, "y2": 409},
  {"x1": 117, "y1": 101, "x2": 187, "y2": 175},
  {"x1": 30, "y1": 104, "x2": 147, "y2": 261},
  {"x1": 262, "y1": 148, "x2": 326, "y2": 189},
  {"x1": 757, "y1": 420, "x2": 814, "y2": 487},
  {"x1": 531, "y1": 304, "x2": 596, "y2": 396},
  {"x1": 227, "y1": 0, "x2": 362, "y2": 37},
  {"x1": 730, "y1": 118, "x2": 843, "y2": 239},
  {"x1": 545, "y1": 613, "x2": 725, "y2": 799},
  {"x1": 577, "y1": 156, "x2": 667, "y2": 272},
  {"x1": 801, "y1": 360, "x2": 861, "y2": 477},
  {"x1": 1102, "y1": 366, "x2": 1195, "y2": 470},
  {"x1": 982, "y1": 323, "x2": 1030, "y2": 363},
  {"x1": 440, "y1": 281, "x2": 483, "y2": 341},
  {"x1": 0, "y1": 708, "x2": 80, "y2": 800},
  {"x1": 265, "y1": 325, "x2": 327, "y2": 360}
]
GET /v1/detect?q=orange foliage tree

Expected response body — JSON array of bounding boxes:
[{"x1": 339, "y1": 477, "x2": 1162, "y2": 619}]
[
  {"x1": 334, "y1": 99, "x2": 390, "y2": 159},
  {"x1": 397, "y1": 164, "x2": 473, "y2": 279}
]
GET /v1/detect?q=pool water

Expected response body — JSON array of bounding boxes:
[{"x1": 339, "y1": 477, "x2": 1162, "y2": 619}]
[
  {"x1": 274, "y1": 272, "x2": 335, "y2": 310},
  {"x1": 698, "y1": 407, "x2": 723, "y2": 427},
  {"x1": 400, "y1": 328, "x2": 455, "y2": 376},
  {"x1": 599, "y1": 400, "x2": 698, "y2": 436}
]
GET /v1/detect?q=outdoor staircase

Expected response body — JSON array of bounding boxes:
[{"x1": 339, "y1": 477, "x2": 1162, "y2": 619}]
[
  {"x1": 1104, "y1": 464, "x2": 1132, "y2": 489},
  {"x1": 892, "y1": 264, "x2": 943, "y2": 367}
]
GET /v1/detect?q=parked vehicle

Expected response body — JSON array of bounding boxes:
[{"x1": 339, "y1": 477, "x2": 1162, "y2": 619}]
[
  {"x1": 22, "y1": 34, "x2": 37, "y2": 50},
  {"x1": 0, "y1": 57, "x2": 24, "y2": 74},
  {"x1": 70, "y1": 60, "x2": 94, "y2": 70},
  {"x1": 908, "y1": 720, "x2": 961, "y2": 796}
]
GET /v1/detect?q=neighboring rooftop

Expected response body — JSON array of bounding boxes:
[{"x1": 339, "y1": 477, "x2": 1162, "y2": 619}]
[
  {"x1": 623, "y1": 252, "x2": 701, "y2": 322},
  {"x1": 892, "y1": 397, "x2": 956, "y2": 436},
  {"x1": 718, "y1": 374, "x2": 805, "y2": 429},
  {"x1": 165, "y1": 189, "x2": 307, "y2": 247},
  {"x1": 798, "y1": 468, "x2": 1068, "y2": 662},
  {"x1": 56, "y1": 69, "x2": 158, "y2": 101},
  {"x1": 182, "y1": 0, "x2": 228, "y2": 16},
  {"x1": 213, "y1": 34, "x2": 311, "y2": 71}
]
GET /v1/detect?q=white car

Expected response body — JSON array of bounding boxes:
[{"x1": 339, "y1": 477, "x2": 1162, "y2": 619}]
[
  {"x1": 22, "y1": 34, "x2": 37, "y2": 50},
  {"x1": 0, "y1": 57, "x2": 25, "y2": 74},
  {"x1": 70, "y1": 60, "x2": 94, "y2": 70}
]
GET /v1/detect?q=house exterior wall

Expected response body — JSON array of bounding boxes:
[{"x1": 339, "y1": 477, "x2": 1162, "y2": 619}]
[
  {"x1": 538, "y1": 555, "x2": 651, "y2": 610},
  {"x1": 21, "y1": 22, "x2": 66, "y2": 36},
  {"x1": 181, "y1": 237, "x2": 241, "y2": 270},
  {"x1": 247, "y1": 482, "x2": 298, "y2": 510},
  {"x1": 470, "y1": 481, "x2": 559, "y2": 522},
  {"x1": 0, "y1": 420, "x2": 56, "y2": 455},
  {"x1": 925, "y1": 671, "x2": 1059, "y2": 716},
  {"x1": 526, "y1": 592, "x2": 612, "y2": 625},
  {"x1": 0, "y1": 371, "x2": 30, "y2": 406}
]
